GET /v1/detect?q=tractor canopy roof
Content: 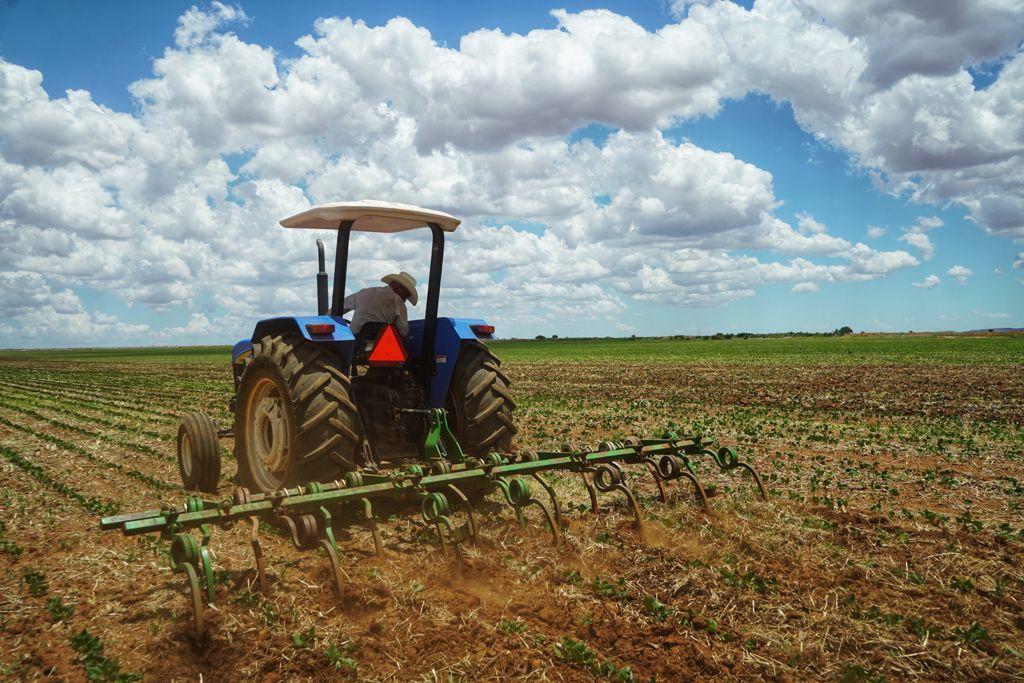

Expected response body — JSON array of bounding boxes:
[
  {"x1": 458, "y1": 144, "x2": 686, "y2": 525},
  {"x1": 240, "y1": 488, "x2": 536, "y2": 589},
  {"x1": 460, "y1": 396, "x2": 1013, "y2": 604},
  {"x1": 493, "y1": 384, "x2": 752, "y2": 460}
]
[{"x1": 279, "y1": 200, "x2": 460, "y2": 233}]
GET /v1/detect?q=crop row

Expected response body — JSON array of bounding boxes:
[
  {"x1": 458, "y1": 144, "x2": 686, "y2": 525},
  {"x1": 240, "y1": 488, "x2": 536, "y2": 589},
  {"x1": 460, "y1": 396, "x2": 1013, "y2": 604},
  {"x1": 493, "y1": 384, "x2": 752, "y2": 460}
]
[
  {"x1": 0, "y1": 368, "x2": 229, "y2": 408},
  {"x1": 0, "y1": 443, "x2": 119, "y2": 516},
  {"x1": 2, "y1": 379, "x2": 228, "y2": 416},
  {"x1": 0, "y1": 398, "x2": 172, "y2": 462},
  {"x1": 0, "y1": 386, "x2": 169, "y2": 441},
  {"x1": 0, "y1": 378, "x2": 180, "y2": 425},
  {"x1": 0, "y1": 414, "x2": 176, "y2": 492}
]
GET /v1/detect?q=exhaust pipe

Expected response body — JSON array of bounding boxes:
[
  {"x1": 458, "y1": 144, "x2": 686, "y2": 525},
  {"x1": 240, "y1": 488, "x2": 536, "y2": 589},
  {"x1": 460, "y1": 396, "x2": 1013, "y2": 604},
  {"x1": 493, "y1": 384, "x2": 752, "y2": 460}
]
[{"x1": 315, "y1": 239, "x2": 328, "y2": 316}]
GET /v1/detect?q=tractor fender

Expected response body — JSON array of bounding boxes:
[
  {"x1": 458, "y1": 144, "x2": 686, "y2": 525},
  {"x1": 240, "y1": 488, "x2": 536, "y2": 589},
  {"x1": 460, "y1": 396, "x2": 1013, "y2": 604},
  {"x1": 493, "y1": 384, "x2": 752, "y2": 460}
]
[
  {"x1": 406, "y1": 317, "x2": 492, "y2": 408},
  {"x1": 242, "y1": 316, "x2": 355, "y2": 367}
]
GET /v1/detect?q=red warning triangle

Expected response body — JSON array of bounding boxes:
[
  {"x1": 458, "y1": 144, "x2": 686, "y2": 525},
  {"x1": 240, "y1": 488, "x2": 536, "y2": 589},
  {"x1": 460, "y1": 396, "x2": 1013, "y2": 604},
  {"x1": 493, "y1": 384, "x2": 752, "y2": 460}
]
[{"x1": 368, "y1": 324, "x2": 407, "y2": 365}]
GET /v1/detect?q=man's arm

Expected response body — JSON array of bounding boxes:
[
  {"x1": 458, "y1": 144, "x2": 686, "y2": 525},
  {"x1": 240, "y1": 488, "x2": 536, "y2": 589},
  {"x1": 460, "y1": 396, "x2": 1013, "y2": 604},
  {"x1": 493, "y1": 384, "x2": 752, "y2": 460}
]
[
  {"x1": 342, "y1": 290, "x2": 361, "y2": 314},
  {"x1": 395, "y1": 298, "x2": 409, "y2": 337}
]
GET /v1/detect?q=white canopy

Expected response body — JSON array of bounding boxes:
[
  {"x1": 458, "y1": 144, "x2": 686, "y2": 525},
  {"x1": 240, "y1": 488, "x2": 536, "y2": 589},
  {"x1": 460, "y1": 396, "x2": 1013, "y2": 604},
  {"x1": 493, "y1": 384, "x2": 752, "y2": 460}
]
[{"x1": 279, "y1": 200, "x2": 460, "y2": 233}]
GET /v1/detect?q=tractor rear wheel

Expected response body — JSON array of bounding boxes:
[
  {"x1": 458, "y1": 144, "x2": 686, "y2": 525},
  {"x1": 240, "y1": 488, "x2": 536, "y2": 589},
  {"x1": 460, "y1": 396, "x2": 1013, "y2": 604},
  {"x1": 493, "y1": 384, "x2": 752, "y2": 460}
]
[
  {"x1": 234, "y1": 333, "x2": 362, "y2": 492},
  {"x1": 447, "y1": 341, "x2": 516, "y2": 457}
]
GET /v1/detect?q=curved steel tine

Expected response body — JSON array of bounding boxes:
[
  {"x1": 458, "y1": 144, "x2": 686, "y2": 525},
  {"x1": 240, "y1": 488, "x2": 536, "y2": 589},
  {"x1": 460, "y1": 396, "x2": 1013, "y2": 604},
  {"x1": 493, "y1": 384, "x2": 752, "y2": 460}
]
[
  {"x1": 495, "y1": 478, "x2": 527, "y2": 527},
  {"x1": 614, "y1": 484, "x2": 643, "y2": 526},
  {"x1": 249, "y1": 517, "x2": 267, "y2": 592},
  {"x1": 581, "y1": 470, "x2": 600, "y2": 514},
  {"x1": 438, "y1": 517, "x2": 464, "y2": 566},
  {"x1": 281, "y1": 515, "x2": 303, "y2": 548},
  {"x1": 316, "y1": 539, "x2": 345, "y2": 597},
  {"x1": 679, "y1": 470, "x2": 711, "y2": 512},
  {"x1": 606, "y1": 461, "x2": 643, "y2": 525},
  {"x1": 642, "y1": 457, "x2": 668, "y2": 503},
  {"x1": 735, "y1": 462, "x2": 769, "y2": 502},
  {"x1": 198, "y1": 525, "x2": 215, "y2": 604},
  {"x1": 526, "y1": 498, "x2": 561, "y2": 546},
  {"x1": 530, "y1": 473, "x2": 565, "y2": 529},
  {"x1": 446, "y1": 484, "x2": 479, "y2": 545},
  {"x1": 434, "y1": 520, "x2": 450, "y2": 556},
  {"x1": 198, "y1": 546, "x2": 215, "y2": 604},
  {"x1": 360, "y1": 497, "x2": 384, "y2": 557},
  {"x1": 182, "y1": 563, "x2": 206, "y2": 638}
]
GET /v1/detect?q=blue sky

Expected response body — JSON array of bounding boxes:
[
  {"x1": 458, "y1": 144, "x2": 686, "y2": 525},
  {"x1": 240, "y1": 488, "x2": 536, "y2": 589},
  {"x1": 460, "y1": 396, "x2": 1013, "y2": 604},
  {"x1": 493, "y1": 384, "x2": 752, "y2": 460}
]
[{"x1": 0, "y1": 1, "x2": 1022, "y2": 346}]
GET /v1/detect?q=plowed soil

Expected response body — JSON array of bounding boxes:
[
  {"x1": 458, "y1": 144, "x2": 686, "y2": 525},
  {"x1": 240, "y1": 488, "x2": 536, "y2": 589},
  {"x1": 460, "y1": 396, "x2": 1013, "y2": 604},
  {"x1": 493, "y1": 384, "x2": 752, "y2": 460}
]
[{"x1": 1, "y1": 337, "x2": 1022, "y2": 681}]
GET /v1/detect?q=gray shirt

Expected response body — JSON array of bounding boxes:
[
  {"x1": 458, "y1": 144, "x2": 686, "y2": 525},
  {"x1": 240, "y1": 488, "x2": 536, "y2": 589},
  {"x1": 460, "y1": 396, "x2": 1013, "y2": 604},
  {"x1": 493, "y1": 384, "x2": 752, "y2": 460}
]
[{"x1": 343, "y1": 286, "x2": 410, "y2": 336}]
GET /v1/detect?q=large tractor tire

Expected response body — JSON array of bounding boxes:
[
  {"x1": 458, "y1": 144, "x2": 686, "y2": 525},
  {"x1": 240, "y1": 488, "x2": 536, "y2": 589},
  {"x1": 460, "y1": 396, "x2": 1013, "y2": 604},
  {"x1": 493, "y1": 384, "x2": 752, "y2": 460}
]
[
  {"x1": 447, "y1": 341, "x2": 516, "y2": 457},
  {"x1": 177, "y1": 411, "x2": 221, "y2": 494},
  {"x1": 234, "y1": 333, "x2": 362, "y2": 492}
]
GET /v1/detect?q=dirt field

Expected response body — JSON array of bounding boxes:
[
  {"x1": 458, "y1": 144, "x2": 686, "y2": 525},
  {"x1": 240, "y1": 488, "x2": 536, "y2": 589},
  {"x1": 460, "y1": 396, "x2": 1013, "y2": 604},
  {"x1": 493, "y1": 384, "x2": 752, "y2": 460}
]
[{"x1": 1, "y1": 336, "x2": 1022, "y2": 681}]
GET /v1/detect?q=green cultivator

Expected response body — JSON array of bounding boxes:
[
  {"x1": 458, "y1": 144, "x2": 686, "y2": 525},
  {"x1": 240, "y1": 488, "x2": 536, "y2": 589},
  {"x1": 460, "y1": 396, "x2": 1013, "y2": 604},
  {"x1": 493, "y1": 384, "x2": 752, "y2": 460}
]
[
  {"x1": 99, "y1": 203, "x2": 768, "y2": 636},
  {"x1": 101, "y1": 410, "x2": 766, "y2": 637}
]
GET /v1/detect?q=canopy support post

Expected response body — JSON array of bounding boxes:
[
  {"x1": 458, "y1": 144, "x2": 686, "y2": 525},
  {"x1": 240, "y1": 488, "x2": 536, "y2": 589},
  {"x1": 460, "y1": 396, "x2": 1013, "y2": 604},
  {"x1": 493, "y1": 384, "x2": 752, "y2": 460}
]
[{"x1": 330, "y1": 220, "x2": 354, "y2": 316}]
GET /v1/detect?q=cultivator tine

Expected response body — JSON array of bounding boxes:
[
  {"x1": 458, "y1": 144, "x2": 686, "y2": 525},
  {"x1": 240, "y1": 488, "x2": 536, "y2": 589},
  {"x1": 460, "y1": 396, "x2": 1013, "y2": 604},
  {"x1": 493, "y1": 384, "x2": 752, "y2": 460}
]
[
  {"x1": 317, "y1": 538, "x2": 345, "y2": 597},
  {"x1": 561, "y1": 444, "x2": 601, "y2": 513},
  {"x1": 680, "y1": 469, "x2": 712, "y2": 511},
  {"x1": 528, "y1": 470, "x2": 565, "y2": 531},
  {"x1": 182, "y1": 564, "x2": 205, "y2": 638},
  {"x1": 282, "y1": 508, "x2": 345, "y2": 596},
  {"x1": 316, "y1": 506, "x2": 346, "y2": 595},
  {"x1": 703, "y1": 447, "x2": 769, "y2": 502},
  {"x1": 100, "y1": 420, "x2": 768, "y2": 638},
  {"x1": 445, "y1": 484, "x2": 480, "y2": 545},
  {"x1": 421, "y1": 491, "x2": 466, "y2": 564},
  {"x1": 233, "y1": 487, "x2": 268, "y2": 591},
  {"x1": 497, "y1": 476, "x2": 561, "y2": 545},
  {"x1": 167, "y1": 526, "x2": 215, "y2": 638},
  {"x1": 654, "y1": 454, "x2": 711, "y2": 512},
  {"x1": 581, "y1": 472, "x2": 600, "y2": 513},
  {"x1": 342, "y1": 472, "x2": 386, "y2": 557},
  {"x1": 593, "y1": 462, "x2": 643, "y2": 526},
  {"x1": 642, "y1": 456, "x2": 669, "y2": 503},
  {"x1": 249, "y1": 517, "x2": 267, "y2": 591},
  {"x1": 360, "y1": 498, "x2": 385, "y2": 557}
]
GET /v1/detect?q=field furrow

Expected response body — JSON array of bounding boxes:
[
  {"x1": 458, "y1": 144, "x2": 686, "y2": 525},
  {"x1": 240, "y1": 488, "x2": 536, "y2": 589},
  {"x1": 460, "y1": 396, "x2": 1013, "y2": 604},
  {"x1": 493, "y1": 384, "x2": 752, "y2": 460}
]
[
  {"x1": 0, "y1": 414, "x2": 177, "y2": 492},
  {"x1": 0, "y1": 397, "x2": 174, "y2": 462},
  {"x1": 0, "y1": 443, "x2": 120, "y2": 516},
  {"x1": 0, "y1": 386, "x2": 170, "y2": 440},
  {"x1": 0, "y1": 378, "x2": 181, "y2": 425},
  {"x1": 1, "y1": 337, "x2": 1022, "y2": 681}
]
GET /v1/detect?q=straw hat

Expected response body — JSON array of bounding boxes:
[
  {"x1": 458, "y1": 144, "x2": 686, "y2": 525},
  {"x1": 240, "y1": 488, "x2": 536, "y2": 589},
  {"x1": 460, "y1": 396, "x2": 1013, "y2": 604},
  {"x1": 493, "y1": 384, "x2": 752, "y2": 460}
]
[{"x1": 381, "y1": 271, "x2": 418, "y2": 305}]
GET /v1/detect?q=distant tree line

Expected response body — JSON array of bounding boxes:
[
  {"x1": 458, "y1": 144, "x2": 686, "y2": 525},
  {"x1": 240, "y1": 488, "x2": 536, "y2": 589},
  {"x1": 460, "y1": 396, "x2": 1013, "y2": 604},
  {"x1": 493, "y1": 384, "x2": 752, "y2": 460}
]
[
  {"x1": 676, "y1": 326, "x2": 853, "y2": 340},
  {"x1": 531, "y1": 327, "x2": 854, "y2": 341}
]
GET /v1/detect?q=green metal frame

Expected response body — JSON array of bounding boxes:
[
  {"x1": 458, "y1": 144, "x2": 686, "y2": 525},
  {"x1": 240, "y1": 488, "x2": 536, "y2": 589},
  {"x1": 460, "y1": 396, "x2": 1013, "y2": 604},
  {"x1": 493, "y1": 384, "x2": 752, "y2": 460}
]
[{"x1": 101, "y1": 428, "x2": 766, "y2": 637}]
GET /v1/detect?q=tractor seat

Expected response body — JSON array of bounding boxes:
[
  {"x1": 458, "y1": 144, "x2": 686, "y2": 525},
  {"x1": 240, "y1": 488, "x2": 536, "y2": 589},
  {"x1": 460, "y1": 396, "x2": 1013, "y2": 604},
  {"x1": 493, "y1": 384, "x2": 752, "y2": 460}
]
[{"x1": 351, "y1": 322, "x2": 387, "y2": 365}]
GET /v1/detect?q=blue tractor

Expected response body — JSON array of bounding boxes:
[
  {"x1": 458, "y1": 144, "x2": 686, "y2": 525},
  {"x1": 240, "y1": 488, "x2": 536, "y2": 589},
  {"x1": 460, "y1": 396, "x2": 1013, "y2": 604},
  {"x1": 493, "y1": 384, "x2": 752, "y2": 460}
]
[{"x1": 176, "y1": 201, "x2": 516, "y2": 494}]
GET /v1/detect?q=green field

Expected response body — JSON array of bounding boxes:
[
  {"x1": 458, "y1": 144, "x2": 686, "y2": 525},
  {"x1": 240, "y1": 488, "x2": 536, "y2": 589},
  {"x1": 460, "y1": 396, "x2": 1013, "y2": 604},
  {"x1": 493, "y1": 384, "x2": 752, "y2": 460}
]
[
  {"x1": 0, "y1": 331, "x2": 1022, "y2": 680},
  {"x1": 2, "y1": 333, "x2": 1022, "y2": 365}
]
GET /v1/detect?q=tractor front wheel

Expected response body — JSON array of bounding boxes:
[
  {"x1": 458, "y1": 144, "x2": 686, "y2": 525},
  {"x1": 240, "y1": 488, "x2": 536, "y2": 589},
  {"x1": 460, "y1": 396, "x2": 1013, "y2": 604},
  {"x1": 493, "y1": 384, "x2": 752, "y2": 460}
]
[
  {"x1": 447, "y1": 341, "x2": 516, "y2": 457},
  {"x1": 234, "y1": 334, "x2": 362, "y2": 492},
  {"x1": 177, "y1": 412, "x2": 221, "y2": 493}
]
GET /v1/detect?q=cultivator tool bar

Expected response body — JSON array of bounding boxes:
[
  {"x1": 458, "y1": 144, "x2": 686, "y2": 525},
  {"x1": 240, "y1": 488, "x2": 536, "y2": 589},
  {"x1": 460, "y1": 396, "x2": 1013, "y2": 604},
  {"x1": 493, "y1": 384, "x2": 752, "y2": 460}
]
[{"x1": 101, "y1": 412, "x2": 766, "y2": 637}]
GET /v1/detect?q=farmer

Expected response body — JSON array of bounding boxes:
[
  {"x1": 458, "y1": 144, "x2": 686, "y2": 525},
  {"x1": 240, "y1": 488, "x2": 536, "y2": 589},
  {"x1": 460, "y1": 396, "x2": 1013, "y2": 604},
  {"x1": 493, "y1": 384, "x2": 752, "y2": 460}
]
[{"x1": 342, "y1": 271, "x2": 417, "y2": 337}]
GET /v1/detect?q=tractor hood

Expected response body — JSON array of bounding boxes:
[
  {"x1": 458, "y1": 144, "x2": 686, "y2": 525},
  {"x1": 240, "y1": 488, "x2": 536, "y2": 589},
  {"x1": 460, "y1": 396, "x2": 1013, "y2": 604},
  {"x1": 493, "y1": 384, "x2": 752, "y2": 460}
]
[{"x1": 279, "y1": 200, "x2": 460, "y2": 233}]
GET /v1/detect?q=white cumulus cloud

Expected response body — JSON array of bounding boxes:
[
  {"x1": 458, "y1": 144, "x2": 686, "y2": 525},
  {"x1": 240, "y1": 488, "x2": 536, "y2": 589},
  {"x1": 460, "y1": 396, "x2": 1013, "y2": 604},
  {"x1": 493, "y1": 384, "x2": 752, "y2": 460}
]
[
  {"x1": 791, "y1": 281, "x2": 819, "y2": 293},
  {"x1": 0, "y1": 1, "x2": 1020, "y2": 345},
  {"x1": 947, "y1": 264, "x2": 974, "y2": 285}
]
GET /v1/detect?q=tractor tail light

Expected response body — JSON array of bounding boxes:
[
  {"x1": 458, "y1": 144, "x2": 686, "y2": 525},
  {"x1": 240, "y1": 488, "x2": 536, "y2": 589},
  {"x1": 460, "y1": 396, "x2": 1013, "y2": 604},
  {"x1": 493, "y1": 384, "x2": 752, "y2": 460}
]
[
  {"x1": 471, "y1": 324, "x2": 495, "y2": 337},
  {"x1": 368, "y1": 324, "x2": 407, "y2": 366},
  {"x1": 305, "y1": 323, "x2": 335, "y2": 336}
]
